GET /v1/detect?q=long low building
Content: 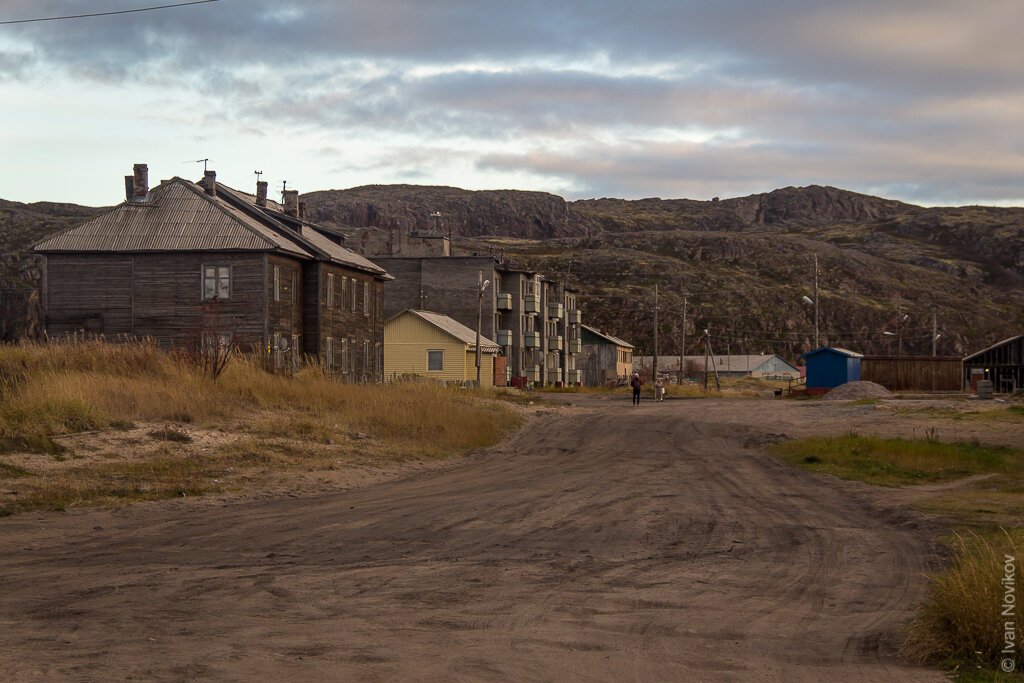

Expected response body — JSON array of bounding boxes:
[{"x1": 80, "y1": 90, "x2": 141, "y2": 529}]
[
  {"x1": 634, "y1": 354, "x2": 801, "y2": 381},
  {"x1": 384, "y1": 309, "x2": 501, "y2": 387}
]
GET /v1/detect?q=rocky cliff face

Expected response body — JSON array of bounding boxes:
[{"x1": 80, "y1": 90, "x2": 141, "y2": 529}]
[{"x1": 302, "y1": 185, "x2": 575, "y2": 239}]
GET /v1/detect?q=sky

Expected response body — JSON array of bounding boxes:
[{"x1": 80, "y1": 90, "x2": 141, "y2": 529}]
[{"x1": 1, "y1": 0, "x2": 1022, "y2": 207}]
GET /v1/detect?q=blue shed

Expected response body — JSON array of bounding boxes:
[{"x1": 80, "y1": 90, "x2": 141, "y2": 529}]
[{"x1": 802, "y1": 347, "x2": 863, "y2": 392}]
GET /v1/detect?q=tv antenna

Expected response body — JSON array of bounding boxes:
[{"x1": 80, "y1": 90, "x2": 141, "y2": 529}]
[
  {"x1": 254, "y1": 170, "x2": 263, "y2": 182},
  {"x1": 184, "y1": 158, "x2": 211, "y2": 172}
]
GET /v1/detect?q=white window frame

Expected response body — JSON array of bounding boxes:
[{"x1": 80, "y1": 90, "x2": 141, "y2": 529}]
[{"x1": 351, "y1": 280, "x2": 357, "y2": 311}]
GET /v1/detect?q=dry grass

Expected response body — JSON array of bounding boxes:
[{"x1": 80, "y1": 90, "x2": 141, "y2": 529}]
[
  {"x1": 903, "y1": 529, "x2": 1024, "y2": 677},
  {"x1": 0, "y1": 339, "x2": 520, "y2": 515}
]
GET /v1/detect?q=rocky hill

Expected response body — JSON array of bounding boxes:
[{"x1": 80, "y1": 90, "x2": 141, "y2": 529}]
[
  {"x1": 304, "y1": 184, "x2": 1024, "y2": 360},
  {"x1": 3, "y1": 185, "x2": 1023, "y2": 362}
]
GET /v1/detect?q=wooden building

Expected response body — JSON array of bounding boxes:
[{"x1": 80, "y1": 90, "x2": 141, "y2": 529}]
[
  {"x1": 861, "y1": 356, "x2": 963, "y2": 392},
  {"x1": 31, "y1": 164, "x2": 391, "y2": 381},
  {"x1": 383, "y1": 309, "x2": 501, "y2": 387},
  {"x1": 579, "y1": 325, "x2": 634, "y2": 386},
  {"x1": 963, "y1": 335, "x2": 1024, "y2": 394}
]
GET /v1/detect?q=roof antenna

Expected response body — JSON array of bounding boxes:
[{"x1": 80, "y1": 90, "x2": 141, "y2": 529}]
[
  {"x1": 184, "y1": 158, "x2": 211, "y2": 172},
  {"x1": 254, "y1": 170, "x2": 263, "y2": 182},
  {"x1": 280, "y1": 180, "x2": 287, "y2": 201}
]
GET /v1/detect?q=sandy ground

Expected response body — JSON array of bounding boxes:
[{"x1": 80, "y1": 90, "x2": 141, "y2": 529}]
[{"x1": 2, "y1": 393, "x2": 1008, "y2": 681}]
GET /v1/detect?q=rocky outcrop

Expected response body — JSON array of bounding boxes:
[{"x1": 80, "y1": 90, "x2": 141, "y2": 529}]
[{"x1": 302, "y1": 185, "x2": 575, "y2": 239}]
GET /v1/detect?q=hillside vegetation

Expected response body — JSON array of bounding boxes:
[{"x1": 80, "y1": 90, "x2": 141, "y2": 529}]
[{"x1": 3, "y1": 184, "x2": 1023, "y2": 360}]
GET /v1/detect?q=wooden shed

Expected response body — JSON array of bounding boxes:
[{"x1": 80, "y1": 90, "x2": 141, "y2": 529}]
[
  {"x1": 802, "y1": 347, "x2": 862, "y2": 393},
  {"x1": 579, "y1": 324, "x2": 634, "y2": 386},
  {"x1": 861, "y1": 356, "x2": 963, "y2": 392},
  {"x1": 962, "y1": 335, "x2": 1024, "y2": 394},
  {"x1": 384, "y1": 309, "x2": 501, "y2": 387}
]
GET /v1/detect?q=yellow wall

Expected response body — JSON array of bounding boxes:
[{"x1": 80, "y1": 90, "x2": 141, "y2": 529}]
[{"x1": 384, "y1": 313, "x2": 496, "y2": 386}]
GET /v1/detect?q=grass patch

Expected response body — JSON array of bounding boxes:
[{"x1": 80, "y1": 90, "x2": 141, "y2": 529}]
[
  {"x1": 0, "y1": 460, "x2": 34, "y2": 478},
  {"x1": 0, "y1": 339, "x2": 522, "y2": 514},
  {"x1": 903, "y1": 529, "x2": 1024, "y2": 679},
  {"x1": 848, "y1": 398, "x2": 881, "y2": 406},
  {"x1": 770, "y1": 434, "x2": 1024, "y2": 486}
]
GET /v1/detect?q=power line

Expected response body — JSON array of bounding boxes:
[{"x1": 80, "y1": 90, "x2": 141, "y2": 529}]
[{"x1": 0, "y1": 0, "x2": 221, "y2": 25}]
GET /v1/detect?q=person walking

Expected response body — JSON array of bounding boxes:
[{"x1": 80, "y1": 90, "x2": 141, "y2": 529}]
[
  {"x1": 630, "y1": 372, "x2": 643, "y2": 405},
  {"x1": 655, "y1": 376, "x2": 665, "y2": 401}
]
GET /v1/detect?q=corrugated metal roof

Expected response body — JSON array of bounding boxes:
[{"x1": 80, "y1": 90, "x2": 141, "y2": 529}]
[
  {"x1": 397, "y1": 309, "x2": 501, "y2": 351},
  {"x1": 581, "y1": 324, "x2": 634, "y2": 349},
  {"x1": 213, "y1": 182, "x2": 390, "y2": 279},
  {"x1": 802, "y1": 347, "x2": 863, "y2": 359},
  {"x1": 299, "y1": 225, "x2": 391, "y2": 278},
  {"x1": 963, "y1": 335, "x2": 1024, "y2": 361},
  {"x1": 638, "y1": 355, "x2": 800, "y2": 372},
  {"x1": 32, "y1": 179, "x2": 311, "y2": 257}
]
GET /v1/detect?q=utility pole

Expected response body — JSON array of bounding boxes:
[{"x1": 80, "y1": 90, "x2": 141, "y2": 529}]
[
  {"x1": 813, "y1": 253, "x2": 820, "y2": 349},
  {"x1": 475, "y1": 270, "x2": 490, "y2": 386},
  {"x1": 932, "y1": 311, "x2": 938, "y2": 357},
  {"x1": 679, "y1": 295, "x2": 688, "y2": 384},
  {"x1": 897, "y1": 301, "x2": 904, "y2": 357},
  {"x1": 652, "y1": 283, "x2": 659, "y2": 386},
  {"x1": 703, "y1": 328, "x2": 721, "y2": 391}
]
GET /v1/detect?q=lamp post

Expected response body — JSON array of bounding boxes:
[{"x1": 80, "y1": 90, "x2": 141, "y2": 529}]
[
  {"x1": 476, "y1": 271, "x2": 491, "y2": 386},
  {"x1": 801, "y1": 295, "x2": 818, "y2": 349}
]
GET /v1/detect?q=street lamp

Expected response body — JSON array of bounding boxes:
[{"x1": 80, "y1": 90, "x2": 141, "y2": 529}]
[
  {"x1": 476, "y1": 271, "x2": 491, "y2": 386},
  {"x1": 801, "y1": 295, "x2": 819, "y2": 348}
]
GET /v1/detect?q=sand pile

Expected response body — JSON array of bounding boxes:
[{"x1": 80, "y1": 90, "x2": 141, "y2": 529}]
[{"x1": 823, "y1": 381, "x2": 893, "y2": 401}]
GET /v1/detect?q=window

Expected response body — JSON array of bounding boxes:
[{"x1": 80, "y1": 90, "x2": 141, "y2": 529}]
[
  {"x1": 363, "y1": 282, "x2": 369, "y2": 315},
  {"x1": 340, "y1": 339, "x2": 347, "y2": 370},
  {"x1": 351, "y1": 280, "x2": 357, "y2": 311},
  {"x1": 375, "y1": 343, "x2": 382, "y2": 374},
  {"x1": 291, "y1": 273, "x2": 297, "y2": 305},
  {"x1": 327, "y1": 273, "x2": 335, "y2": 307},
  {"x1": 428, "y1": 350, "x2": 444, "y2": 371},
  {"x1": 341, "y1": 276, "x2": 348, "y2": 304},
  {"x1": 350, "y1": 338, "x2": 357, "y2": 371},
  {"x1": 325, "y1": 337, "x2": 334, "y2": 369},
  {"x1": 273, "y1": 265, "x2": 280, "y2": 302},
  {"x1": 363, "y1": 340, "x2": 369, "y2": 371},
  {"x1": 202, "y1": 265, "x2": 230, "y2": 300},
  {"x1": 375, "y1": 286, "x2": 381, "y2": 318}
]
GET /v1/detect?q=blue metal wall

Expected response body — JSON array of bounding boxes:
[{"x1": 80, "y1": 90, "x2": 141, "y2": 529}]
[{"x1": 804, "y1": 348, "x2": 861, "y2": 389}]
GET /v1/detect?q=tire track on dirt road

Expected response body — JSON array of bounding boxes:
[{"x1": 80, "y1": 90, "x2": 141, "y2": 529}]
[{"x1": 0, "y1": 397, "x2": 943, "y2": 681}]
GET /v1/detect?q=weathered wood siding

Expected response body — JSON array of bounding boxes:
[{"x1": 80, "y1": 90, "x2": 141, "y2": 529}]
[
  {"x1": 44, "y1": 253, "x2": 266, "y2": 348},
  {"x1": 861, "y1": 356, "x2": 963, "y2": 392},
  {"x1": 317, "y1": 263, "x2": 384, "y2": 382}
]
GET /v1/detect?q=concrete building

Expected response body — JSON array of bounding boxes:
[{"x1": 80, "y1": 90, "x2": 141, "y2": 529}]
[{"x1": 347, "y1": 246, "x2": 582, "y2": 385}]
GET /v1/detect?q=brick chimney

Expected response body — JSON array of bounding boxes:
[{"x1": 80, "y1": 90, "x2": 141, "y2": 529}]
[
  {"x1": 124, "y1": 176, "x2": 134, "y2": 202},
  {"x1": 256, "y1": 180, "x2": 268, "y2": 207},
  {"x1": 283, "y1": 190, "x2": 299, "y2": 217},
  {"x1": 132, "y1": 163, "x2": 148, "y2": 200},
  {"x1": 298, "y1": 202, "x2": 307, "y2": 221},
  {"x1": 202, "y1": 170, "x2": 217, "y2": 197}
]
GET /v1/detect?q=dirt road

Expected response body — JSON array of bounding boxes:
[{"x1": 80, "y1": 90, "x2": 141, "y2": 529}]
[{"x1": 0, "y1": 396, "x2": 945, "y2": 681}]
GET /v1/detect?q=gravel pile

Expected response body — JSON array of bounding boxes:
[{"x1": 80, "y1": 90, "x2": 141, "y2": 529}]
[{"x1": 823, "y1": 381, "x2": 893, "y2": 401}]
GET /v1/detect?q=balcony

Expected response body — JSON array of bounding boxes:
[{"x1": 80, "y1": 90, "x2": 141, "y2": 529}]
[
  {"x1": 547, "y1": 368, "x2": 563, "y2": 383},
  {"x1": 496, "y1": 329, "x2": 512, "y2": 346},
  {"x1": 568, "y1": 338, "x2": 582, "y2": 354},
  {"x1": 547, "y1": 302, "x2": 564, "y2": 319},
  {"x1": 496, "y1": 292, "x2": 513, "y2": 311},
  {"x1": 524, "y1": 365, "x2": 541, "y2": 382},
  {"x1": 523, "y1": 294, "x2": 540, "y2": 314},
  {"x1": 567, "y1": 369, "x2": 582, "y2": 384},
  {"x1": 547, "y1": 335, "x2": 563, "y2": 351},
  {"x1": 523, "y1": 331, "x2": 541, "y2": 348},
  {"x1": 567, "y1": 309, "x2": 581, "y2": 324}
]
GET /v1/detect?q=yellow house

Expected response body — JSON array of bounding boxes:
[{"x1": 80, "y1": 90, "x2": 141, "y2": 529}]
[{"x1": 384, "y1": 309, "x2": 502, "y2": 387}]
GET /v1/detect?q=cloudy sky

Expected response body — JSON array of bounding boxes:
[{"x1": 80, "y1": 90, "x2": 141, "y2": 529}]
[{"x1": 1, "y1": 0, "x2": 1022, "y2": 207}]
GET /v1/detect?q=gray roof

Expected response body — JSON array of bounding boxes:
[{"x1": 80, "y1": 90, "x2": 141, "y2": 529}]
[
  {"x1": 637, "y1": 354, "x2": 800, "y2": 373},
  {"x1": 390, "y1": 309, "x2": 501, "y2": 352},
  {"x1": 32, "y1": 179, "x2": 310, "y2": 256},
  {"x1": 580, "y1": 324, "x2": 634, "y2": 349},
  {"x1": 963, "y1": 335, "x2": 1024, "y2": 361}
]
